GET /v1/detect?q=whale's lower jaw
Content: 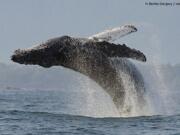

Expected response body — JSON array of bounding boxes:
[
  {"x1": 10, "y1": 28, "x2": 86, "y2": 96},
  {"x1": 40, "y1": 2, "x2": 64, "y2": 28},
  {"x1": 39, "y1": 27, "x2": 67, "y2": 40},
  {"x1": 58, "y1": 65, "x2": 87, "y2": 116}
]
[{"x1": 11, "y1": 36, "x2": 146, "y2": 113}]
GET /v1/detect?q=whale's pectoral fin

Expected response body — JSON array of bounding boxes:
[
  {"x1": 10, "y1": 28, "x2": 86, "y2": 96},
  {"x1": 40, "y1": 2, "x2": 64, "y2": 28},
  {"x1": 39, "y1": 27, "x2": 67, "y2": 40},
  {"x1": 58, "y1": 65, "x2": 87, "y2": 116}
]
[
  {"x1": 88, "y1": 25, "x2": 137, "y2": 42},
  {"x1": 96, "y1": 41, "x2": 146, "y2": 62}
]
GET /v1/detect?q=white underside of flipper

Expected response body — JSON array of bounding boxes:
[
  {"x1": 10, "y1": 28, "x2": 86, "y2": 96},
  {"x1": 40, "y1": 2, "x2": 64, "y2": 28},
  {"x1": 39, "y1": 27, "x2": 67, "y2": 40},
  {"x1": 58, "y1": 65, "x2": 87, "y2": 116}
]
[{"x1": 88, "y1": 25, "x2": 137, "y2": 42}]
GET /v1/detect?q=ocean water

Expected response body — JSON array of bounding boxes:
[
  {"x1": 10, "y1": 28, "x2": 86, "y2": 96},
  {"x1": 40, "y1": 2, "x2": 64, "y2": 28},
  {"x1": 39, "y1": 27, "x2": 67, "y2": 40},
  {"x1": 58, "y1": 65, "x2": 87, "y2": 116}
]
[{"x1": 0, "y1": 89, "x2": 180, "y2": 135}]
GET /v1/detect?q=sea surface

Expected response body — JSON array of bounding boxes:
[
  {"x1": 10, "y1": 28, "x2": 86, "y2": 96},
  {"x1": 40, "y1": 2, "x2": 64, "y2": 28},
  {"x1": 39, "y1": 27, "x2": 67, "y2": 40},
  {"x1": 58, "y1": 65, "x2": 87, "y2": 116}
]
[{"x1": 0, "y1": 89, "x2": 180, "y2": 135}]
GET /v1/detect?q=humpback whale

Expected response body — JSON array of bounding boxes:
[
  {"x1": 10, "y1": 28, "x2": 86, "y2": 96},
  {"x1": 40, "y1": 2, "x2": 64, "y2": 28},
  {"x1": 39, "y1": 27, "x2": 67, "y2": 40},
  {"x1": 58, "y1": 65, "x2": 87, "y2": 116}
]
[{"x1": 11, "y1": 25, "x2": 147, "y2": 114}]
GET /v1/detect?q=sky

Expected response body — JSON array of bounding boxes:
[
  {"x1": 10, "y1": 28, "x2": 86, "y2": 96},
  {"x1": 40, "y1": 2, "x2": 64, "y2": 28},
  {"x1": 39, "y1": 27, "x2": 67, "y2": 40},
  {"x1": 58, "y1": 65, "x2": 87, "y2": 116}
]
[{"x1": 0, "y1": 0, "x2": 180, "y2": 65}]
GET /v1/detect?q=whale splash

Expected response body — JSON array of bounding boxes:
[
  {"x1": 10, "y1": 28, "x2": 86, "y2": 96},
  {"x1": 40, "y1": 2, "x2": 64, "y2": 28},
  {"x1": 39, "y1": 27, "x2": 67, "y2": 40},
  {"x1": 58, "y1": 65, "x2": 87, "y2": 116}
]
[
  {"x1": 111, "y1": 58, "x2": 149, "y2": 116},
  {"x1": 11, "y1": 25, "x2": 150, "y2": 117}
]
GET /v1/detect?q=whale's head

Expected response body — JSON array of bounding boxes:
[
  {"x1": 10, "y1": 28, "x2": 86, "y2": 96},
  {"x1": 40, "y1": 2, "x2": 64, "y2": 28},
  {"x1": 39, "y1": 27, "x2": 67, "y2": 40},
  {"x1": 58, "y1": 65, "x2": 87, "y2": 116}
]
[{"x1": 11, "y1": 36, "x2": 73, "y2": 68}]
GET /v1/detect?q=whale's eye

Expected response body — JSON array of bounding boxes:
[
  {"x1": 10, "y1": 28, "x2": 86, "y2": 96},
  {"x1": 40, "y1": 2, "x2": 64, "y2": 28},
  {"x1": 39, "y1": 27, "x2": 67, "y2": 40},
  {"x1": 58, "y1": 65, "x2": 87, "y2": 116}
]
[{"x1": 54, "y1": 47, "x2": 68, "y2": 63}]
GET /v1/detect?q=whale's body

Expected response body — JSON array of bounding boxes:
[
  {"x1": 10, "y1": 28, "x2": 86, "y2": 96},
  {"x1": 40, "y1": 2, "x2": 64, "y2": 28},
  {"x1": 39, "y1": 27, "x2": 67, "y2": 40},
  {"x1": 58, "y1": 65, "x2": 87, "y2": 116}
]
[
  {"x1": 11, "y1": 25, "x2": 147, "y2": 113},
  {"x1": 11, "y1": 36, "x2": 146, "y2": 111}
]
